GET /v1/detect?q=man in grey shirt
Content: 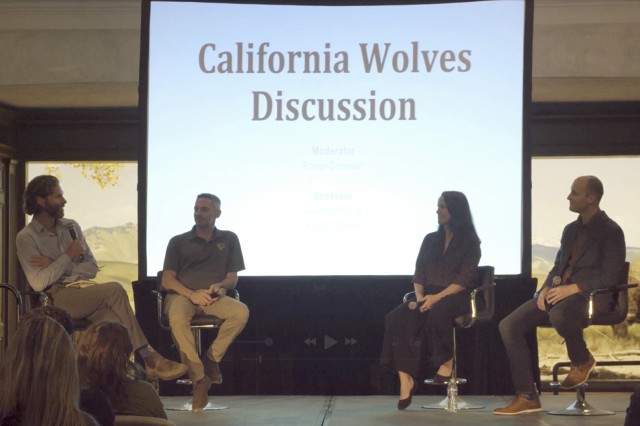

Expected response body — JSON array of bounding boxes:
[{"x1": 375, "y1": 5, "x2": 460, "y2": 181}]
[
  {"x1": 17, "y1": 175, "x2": 187, "y2": 382},
  {"x1": 162, "y1": 193, "x2": 249, "y2": 412}
]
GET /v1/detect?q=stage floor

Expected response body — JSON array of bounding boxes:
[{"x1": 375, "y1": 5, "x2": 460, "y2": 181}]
[{"x1": 162, "y1": 393, "x2": 632, "y2": 425}]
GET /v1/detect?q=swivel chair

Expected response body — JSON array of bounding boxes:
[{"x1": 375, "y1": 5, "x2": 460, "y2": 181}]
[
  {"x1": 543, "y1": 262, "x2": 636, "y2": 416},
  {"x1": 155, "y1": 272, "x2": 238, "y2": 411},
  {"x1": 403, "y1": 265, "x2": 495, "y2": 411}
]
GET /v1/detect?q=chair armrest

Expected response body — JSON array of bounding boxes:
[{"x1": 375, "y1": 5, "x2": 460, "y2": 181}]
[
  {"x1": 590, "y1": 283, "x2": 637, "y2": 295},
  {"x1": 588, "y1": 283, "x2": 637, "y2": 322},
  {"x1": 0, "y1": 284, "x2": 24, "y2": 316},
  {"x1": 151, "y1": 290, "x2": 169, "y2": 330}
]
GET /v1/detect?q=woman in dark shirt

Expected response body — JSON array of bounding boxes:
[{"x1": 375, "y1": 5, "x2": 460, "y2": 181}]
[{"x1": 380, "y1": 191, "x2": 481, "y2": 410}]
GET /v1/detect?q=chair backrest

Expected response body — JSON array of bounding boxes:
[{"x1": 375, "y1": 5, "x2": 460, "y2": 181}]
[
  {"x1": 455, "y1": 265, "x2": 495, "y2": 328},
  {"x1": 590, "y1": 261, "x2": 631, "y2": 326},
  {"x1": 475, "y1": 265, "x2": 496, "y2": 321}
]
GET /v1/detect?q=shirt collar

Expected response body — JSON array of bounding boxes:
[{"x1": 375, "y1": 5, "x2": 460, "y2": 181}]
[
  {"x1": 189, "y1": 225, "x2": 218, "y2": 241},
  {"x1": 29, "y1": 216, "x2": 64, "y2": 235},
  {"x1": 577, "y1": 210, "x2": 605, "y2": 230}
]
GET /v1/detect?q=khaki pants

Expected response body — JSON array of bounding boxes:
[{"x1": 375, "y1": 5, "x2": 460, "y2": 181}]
[
  {"x1": 51, "y1": 281, "x2": 148, "y2": 350},
  {"x1": 164, "y1": 294, "x2": 249, "y2": 381}
]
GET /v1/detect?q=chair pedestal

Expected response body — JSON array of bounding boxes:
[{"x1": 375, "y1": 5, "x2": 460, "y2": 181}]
[
  {"x1": 547, "y1": 383, "x2": 613, "y2": 416},
  {"x1": 422, "y1": 378, "x2": 484, "y2": 411},
  {"x1": 422, "y1": 328, "x2": 484, "y2": 411}
]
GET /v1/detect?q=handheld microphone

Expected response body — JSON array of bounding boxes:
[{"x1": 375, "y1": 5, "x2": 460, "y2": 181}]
[
  {"x1": 66, "y1": 223, "x2": 84, "y2": 261},
  {"x1": 212, "y1": 288, "x2": 227, "y2": 298},
  {"x1": 408, "y1": 300, "x2": 418, "y2": 310},
  {"x1": 67, "y1": 222, "x2": 78, "y2": 240},
  {"x1": 544, "y1": 275, "x2": 562, "y2": 311}
]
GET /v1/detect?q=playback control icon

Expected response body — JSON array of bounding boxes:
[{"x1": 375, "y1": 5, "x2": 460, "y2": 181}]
[{"x1": 304, "y1": 335, "x2": 358, "y2": 350}]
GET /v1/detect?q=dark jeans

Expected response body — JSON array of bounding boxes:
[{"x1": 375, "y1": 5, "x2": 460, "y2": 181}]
[{"x1": 499, "y1": 294, "x2": 588, "y2": 393}]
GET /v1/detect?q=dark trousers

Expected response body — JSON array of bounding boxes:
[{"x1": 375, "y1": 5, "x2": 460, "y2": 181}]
[
  {"x1": 380, "y1": 286, "x2": 470, "y2": 379},
  {"x1": 625, "y1": 385, "x2": 640, "y2": 426},
  {"x1": 499, "y1": 294, "x2": 588, "y2": 393}
]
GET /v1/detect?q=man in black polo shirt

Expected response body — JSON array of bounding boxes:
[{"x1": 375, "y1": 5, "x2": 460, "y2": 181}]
[
  {"x1": 494, "y1": 176, "x2": 626, "y2": 415},
  {"x1": 161, "y1": 193, "x2": 249, "y2": 412}
]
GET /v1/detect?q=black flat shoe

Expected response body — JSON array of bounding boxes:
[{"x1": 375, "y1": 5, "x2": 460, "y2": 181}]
[
  {"x1": 432, "y1": 372, "x2": 451, "y2": 385},
  {"x1": 397, "y1": 380, "x2": 418, "y2": 410}
]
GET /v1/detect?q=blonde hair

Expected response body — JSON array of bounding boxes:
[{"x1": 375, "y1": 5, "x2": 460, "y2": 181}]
[{"x1": 0, "y1": 316, "x2": 88, "y2": 426}]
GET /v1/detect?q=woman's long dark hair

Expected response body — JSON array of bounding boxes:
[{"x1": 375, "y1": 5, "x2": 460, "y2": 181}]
[{"x1": 438, "y1": 191, "x2": 479, "y2": 242}]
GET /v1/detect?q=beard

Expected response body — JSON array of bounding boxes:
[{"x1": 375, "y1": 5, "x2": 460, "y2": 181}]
[{"x1": 44, "y1": 201, "x2": 64, "y2": 219}]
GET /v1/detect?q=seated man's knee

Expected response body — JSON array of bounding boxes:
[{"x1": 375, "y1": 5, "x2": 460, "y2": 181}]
[
  {"x1": 104, "y1": 281, "x2": 126, "y2": 295},
  {"x1": 235, "y1": 302, "x2": 249, "y2": 324}
]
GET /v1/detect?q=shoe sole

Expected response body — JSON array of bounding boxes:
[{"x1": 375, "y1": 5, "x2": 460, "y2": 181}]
[
  {"x1": 493, "y1": 407, "x2": 542, "y2": 416},
  {"x1": 560, "y1": 359, "x2": 597, "y2": 390}
]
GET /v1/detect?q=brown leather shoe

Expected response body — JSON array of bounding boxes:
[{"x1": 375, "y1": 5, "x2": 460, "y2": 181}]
[
  {"x1": 494, "y1": 394, "x2": 542, "y2": 415},
  {"x1": 144, "y1": 348, "x2": 188, "y2": 381},
  {"x1": 561, "y1": 353, "x2": 596, "y2": 389},
  {"x1": 192, "y1": 376, "x2": 212, "y2": 412},
  {"x1": 203, "y1": 354, "x2": 223, "y2": 384}
]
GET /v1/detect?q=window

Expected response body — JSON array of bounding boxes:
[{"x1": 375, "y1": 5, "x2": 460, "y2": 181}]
[
  {"x1": 532, "y1": 157, "x2": 640, "y2": 380},
  {"x1": 26, "y1": 162, "x2": 138, "y2": 305}
]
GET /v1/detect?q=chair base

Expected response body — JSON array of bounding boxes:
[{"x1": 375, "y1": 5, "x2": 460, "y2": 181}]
[
  {"x1": 424, "y1": 377, "x2": 467, "y2": 386},
  {"x1": 548, "y1": 400, "x2": 614, "y2": 416},
  {"x1": 421, "y1": 395, "x2": 484, "y2": 410},
  {"x1": 165, "y1": 400, "x2": 228, "y2": 411},
  {"x1": 547, "y1": 381, "x2": 613, "y2": 416}
]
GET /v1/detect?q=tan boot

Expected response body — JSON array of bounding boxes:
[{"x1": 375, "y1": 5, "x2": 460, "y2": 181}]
[
  {"x1": 494, "y1": 394, "x2": 542, "y2": 415},
  {"x1": 561, "y1": 353, "x2": 596, "y2": 389},
  {"x1": 144, "y1": 347, "x2": 188, "y2": 381},
  {"x1": 203, "y1": 354, "x2": 223, "y2": 384},
  {"x1": 192, "y1": 376, "x2": 212, "y2": 412}
]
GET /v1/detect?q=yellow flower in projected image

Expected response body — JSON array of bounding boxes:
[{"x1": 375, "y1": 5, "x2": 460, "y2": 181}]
[{"x1": 45, "y1": 163, "x2": 124, "y2": 189}]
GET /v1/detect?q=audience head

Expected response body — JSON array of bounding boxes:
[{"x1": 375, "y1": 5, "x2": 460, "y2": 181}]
[
  {"x1": 0, "y1": 316, "x2": 87, "y2": 426},
  {"x1": 23, "y1": 174, "x2": 60, "y2": 215},
  {"x1": 20, "y1": 305, "x2": 74, "y2": 335},
  {"x1": 76, "y1": 321, "x2": 134, "y2": 402}
]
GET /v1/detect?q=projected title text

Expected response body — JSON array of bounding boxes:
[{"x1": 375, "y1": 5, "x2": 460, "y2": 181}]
[{"x1": 198, "y1": 42, "x2": 472, "y2": 122}]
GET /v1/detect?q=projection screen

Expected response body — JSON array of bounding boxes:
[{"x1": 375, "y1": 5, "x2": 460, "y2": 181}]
[{"x1": 141, "y1": 0, "x2": 531, "y2": 277}]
